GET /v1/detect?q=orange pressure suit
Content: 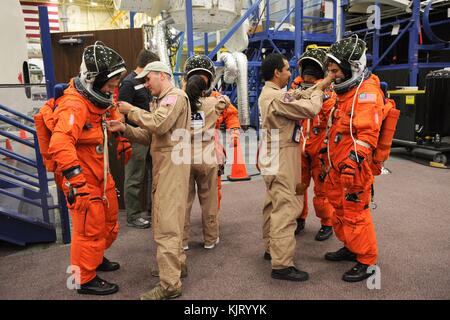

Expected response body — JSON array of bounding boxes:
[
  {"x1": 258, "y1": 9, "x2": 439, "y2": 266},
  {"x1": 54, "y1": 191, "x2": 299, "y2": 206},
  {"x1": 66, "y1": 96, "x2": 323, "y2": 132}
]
[
  {"x1": 298, "y1": 86, "x2": 336, "y2": 226},
  {"x1": 323, "y1": 74, "x2": 384, "y2": 265},
  {"x1": 48, "y1": 80, "x2": 131, "y2": 285}
]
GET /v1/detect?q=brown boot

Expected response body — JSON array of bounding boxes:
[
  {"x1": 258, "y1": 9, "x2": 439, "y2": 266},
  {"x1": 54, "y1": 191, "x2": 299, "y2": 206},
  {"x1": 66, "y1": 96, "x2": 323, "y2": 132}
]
[{"x1": 140, "y1": 285, "x2": 181, "y2": 300}]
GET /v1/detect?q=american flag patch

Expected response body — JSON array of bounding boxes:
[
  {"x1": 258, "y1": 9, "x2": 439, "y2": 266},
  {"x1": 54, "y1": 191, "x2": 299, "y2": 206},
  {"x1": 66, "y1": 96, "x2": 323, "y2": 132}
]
[
  {"x1": 283, "y1": 93, "x2": 294, "y2": 103},
  {"x1": 358, "y1": 93, "x2": 377, "y2": 103},
  {"x1": 160, "y1": 95, "x2": 178, "y2": 107}
]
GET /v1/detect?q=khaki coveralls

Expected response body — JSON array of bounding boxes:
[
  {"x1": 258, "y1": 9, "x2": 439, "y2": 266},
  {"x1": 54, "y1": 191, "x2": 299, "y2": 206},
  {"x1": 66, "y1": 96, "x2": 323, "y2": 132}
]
[
  {"x1": 183, "y1": 95, "x2": 229, "y2": 248},
  {"x1": 258, "y1": 81, "x2": 323, "y2": 269},
  {"x1": 124, "y1": 85, "x2": 191, "y2": 292}
]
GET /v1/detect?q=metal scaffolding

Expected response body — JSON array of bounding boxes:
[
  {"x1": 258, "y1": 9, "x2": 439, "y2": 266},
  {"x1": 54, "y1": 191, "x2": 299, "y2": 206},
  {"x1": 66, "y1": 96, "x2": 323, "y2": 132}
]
[{"x1": 343, "y1": 0, "x2": 450, "y2": 87}]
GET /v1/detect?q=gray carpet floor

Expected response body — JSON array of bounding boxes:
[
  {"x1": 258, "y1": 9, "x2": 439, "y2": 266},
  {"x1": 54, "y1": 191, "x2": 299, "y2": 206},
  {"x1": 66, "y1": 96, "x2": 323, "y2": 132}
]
[{"x1": 1, "y1": 154, "x2": 449, "y2": 300}]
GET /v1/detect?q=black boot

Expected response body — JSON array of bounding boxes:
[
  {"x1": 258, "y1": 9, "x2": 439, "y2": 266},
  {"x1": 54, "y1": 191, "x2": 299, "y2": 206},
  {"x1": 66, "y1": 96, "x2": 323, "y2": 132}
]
[
  {"x1": 77, "y1": 276, "x2": 119, "y2": 295},
  {"x1": 263, "y1": 252, "x2": 271, "y2": 261},
  {"x1": 325, "y1": 247, "x2": 357, "y2": 262},
  {"x1": 271, "y1": 266, "x2": 309, "y2": 282},
  {"x1": 342, "y1": 262, "x2": 375, "y2": 282},
  {"x1": 294, "y1": 218, "x2": 305, "y2": 235},
  {"x1": 97, "y1": 257, "x2": 120, "y2": 272},
  {"x1": 315, "y1": 226, "x2": 333, "y2": 241}
]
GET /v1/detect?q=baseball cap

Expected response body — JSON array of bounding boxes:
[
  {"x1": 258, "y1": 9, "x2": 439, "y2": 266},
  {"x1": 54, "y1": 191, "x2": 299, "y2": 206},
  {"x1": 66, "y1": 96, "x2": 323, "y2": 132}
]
[{"x1": 136, "y1": 61, "x2": 173, "y2": 79}]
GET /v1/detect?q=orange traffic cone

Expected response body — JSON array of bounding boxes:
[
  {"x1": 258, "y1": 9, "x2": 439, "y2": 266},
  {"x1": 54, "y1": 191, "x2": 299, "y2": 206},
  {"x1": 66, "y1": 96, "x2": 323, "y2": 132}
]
[
  {"x1": 227, "y1": 136, "x2": 251, "y2": 181},
  {"x1": 3, "y1": 138, "x2": 13, "y2": 160},
  {"x1": 19, "y1": 129, "x2": 27, "y2": 140}
]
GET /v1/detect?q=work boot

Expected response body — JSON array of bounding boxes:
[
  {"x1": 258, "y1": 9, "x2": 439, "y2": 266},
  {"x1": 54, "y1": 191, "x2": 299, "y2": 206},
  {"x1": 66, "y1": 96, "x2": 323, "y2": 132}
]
[
  {"x1": 77, "y1": 276, "x2": 119, "y2": 295},
  {"x1": 151, "y1": 264, "x2": 188, "y2": 278},
  {"x1": 271, "y1": 266, "x2": 309, "y2": 282},
  {"x1": 204, "y1": 237, "x2": 220, "y2": 249},
  {"x1": 325, "y1": 247, "x2": 357, "y2": 262},
  {"x1": 342, "y1": 262, "x2": 374, "y2": 282},
  {"x1": 96, "y1": 257, "x2": 120, "y2": 272},
  {"x1": 315, "y1": 226, "x2": 333, "y2": 241},
  {"x1": 140, "y1": 285, "x2": 182, "y2": 300},
  {"x1": 294, "y1": 218, "x2": 305, "y2": 235},
  {"x1": 263, "y1": 252, "x2": 271, "y2": 261},
  {"x1": 127, "y1": 217, "x2": 150, "y2": 229}
]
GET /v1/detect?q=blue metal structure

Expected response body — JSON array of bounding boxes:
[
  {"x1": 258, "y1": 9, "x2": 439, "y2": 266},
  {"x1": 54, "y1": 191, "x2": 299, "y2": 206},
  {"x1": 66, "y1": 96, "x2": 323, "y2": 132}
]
[
  {"x1": 176, "y1": 0, "x2": 450, "y2": 128},
  {"x1": 0, "y1": 103, "x2": 71, "y2": 246},
  {"x1": 344, "y1": 0, "x2": 450, "y2": 87},
  {"x1": 178, "y1": 0, "x2": 340, "y2": 129},
  {"x1": 130, "y1": 11, "x2": 136, "y2": 29},
  {"x1": 38, "y1": 6, "x2": 56, "y2": 99},
  {"x1": 156, "y1": 1, "x2": 343, "y2": 130},
  {"x1": 185, "y1": 0, "x2": 195, "y2": 57},
  {"x1": 207, "y1": 0, "x2": 339, "y2": 129},
  {"x1": 0, "y1": 5, "x2": 72, "y2": 246}
]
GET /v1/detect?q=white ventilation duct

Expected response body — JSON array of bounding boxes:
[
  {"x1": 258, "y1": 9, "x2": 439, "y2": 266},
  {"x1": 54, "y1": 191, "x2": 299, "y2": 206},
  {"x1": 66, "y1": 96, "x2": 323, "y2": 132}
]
[
  {"x1": 218, "y1": 52, "x2": 238, "y2": 84},
  {"x1": 144, "y1": 19, "x2": 174, "y2": 83},
  {"x1": 154, "y1": 19, "x2": 172, "y2": 72},
  {"x1": 232, "y1": 51, "x2": 250, "y2": 130},
  {"x1": 220, "y1": 14, "x2": 250, "y2": 53}
]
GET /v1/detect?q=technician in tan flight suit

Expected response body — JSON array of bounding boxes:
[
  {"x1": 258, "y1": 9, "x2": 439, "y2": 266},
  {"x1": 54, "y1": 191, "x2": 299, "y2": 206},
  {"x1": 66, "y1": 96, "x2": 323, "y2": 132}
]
[
  {"x1": 258, "y1": 53, "x2": 334, "y2": 281},
  {"x1": 107, "y1": 61, "x2": 190, "y2": 300},
  {"x1": 182, "y1": 73, "x2": 230, "y2": 250}
]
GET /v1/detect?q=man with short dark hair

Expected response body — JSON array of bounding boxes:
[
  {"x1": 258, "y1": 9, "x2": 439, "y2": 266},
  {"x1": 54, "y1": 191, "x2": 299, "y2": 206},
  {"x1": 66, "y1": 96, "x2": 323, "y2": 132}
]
[
  {"x1": 119, "y1": 49, "x2": 159, "y2": 228},
  {"x1": 258, "y1": 53, "x2": 333, "y2": 282}
]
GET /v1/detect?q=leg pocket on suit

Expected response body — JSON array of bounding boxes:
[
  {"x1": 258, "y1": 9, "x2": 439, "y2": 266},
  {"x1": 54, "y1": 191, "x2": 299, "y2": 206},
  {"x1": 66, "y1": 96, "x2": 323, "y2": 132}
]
[
  {"x1": 71, "y1": 209, "x2": 87, "y2": 235},
  {"x1": 84, "y1": 198, "x2": 105, "y2": 238}
]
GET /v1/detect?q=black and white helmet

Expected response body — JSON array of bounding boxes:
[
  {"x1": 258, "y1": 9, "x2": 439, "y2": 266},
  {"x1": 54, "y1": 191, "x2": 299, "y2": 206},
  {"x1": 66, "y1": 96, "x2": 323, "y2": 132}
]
[
  {"x1": 298, "y1": 48, "x2": 327, "y2": 88},
  {"x1": 298, "y1": 48, "x2": 327, "y2": 75},
  {"x1": 326, "y1": 36, "x2": 370, "y2": 94},
  {"x1": 184, "y1": 54, "x2": 215, "y2": 87},
  {"x1": 74, "y1": 42, "x2": 126, "y2": 108}
]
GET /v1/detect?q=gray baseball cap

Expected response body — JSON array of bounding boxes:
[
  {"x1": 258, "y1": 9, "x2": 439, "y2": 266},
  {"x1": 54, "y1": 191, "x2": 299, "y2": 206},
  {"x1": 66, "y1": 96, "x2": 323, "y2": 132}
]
[{"x1": 136, "y1": 61, "x2": 173, "y2": 79}]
